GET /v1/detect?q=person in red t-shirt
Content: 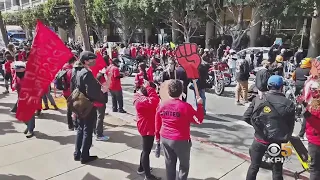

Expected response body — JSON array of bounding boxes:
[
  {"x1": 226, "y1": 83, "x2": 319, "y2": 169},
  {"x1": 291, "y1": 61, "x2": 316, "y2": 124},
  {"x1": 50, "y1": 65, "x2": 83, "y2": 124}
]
[
  {"x1": 111, "y1": 47, "x2": 118, "y2": 59},
  {"x1": 61, "y1": 57, "x2": 77, "y2": 130},
  {"x1": 155, "y1": 80, "x2": 204, "y2": 180},
  {"x1": 134, "y1": 63, "x2": 148, "y2": 92},
  {"x1": 131, "y1": 45, "x2": 137, "y2": 59},
  {"x1": 3, "y1": 54, "x2": 13, "y2": 94},
  {"x1": 106, "y1": 58, "x2": 127, "y2": 113},
  {"x1": 94, "y1": 57, "x2": 110, "y2": 141},
  {"x1": 134, "y1": 84, "x2": 161, "y2": 180}
]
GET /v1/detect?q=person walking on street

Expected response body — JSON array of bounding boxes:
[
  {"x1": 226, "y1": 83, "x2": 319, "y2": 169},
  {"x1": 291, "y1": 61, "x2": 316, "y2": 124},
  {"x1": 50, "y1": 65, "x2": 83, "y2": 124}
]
[
  {"x1": 134, "y1": 83, "x2": 161, "y2": 180},
  {"x1": 62, "y1": 57, "x2": 77, "y2": 130},
  {"x1": 255, "y1": 60, "x2": 271, "y2": 98},
  {"x1": 71, "y1": 51, "x2": 106, "y2": 164},
  {"x1": 155, "y1": 80, "x2": 204, "y2": 180},
  {"x1": 243, "y1": 75, "x2": 295, "y2": 180},
  {"x1": 292, "y1": 58, "x2": 311, "y2": 139},
  {"x1": 235, "y1": 52, "x2": 250, "y2": 105},
  {"x1": 297, "y1": 69, "x2": 320, "y2": 180},
  {"x1": 12, "y1": 61, "x2": 36, "y2": 138},
  {"x1": 106, "y1": 58, "x2": 127, "y2": 113},
  {"x1": 3, "y1": 54, "x2": 14, "y2": 94},
  {"x1": 94, "y1": 59, "x2": 111, "y2": 141},
  {"x1": 42, "y1": 85, "x2": 58, "y2": 110}
]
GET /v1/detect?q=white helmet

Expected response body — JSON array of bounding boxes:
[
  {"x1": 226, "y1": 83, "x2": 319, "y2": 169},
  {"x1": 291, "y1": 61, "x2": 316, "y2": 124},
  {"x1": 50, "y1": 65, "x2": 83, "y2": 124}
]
[
  {"x1": 204, "y1": 48, "x2": 209, "y2": 52},
  {"x1": 281, "y1": 48, "x2": 286, "y2": 54}
]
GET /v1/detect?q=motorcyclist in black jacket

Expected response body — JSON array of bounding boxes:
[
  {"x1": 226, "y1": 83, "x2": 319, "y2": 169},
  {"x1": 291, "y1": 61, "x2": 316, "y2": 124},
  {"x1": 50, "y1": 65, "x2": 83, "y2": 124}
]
[{"x1": 243, "y1": 75, "x2": 295, "y2": 180}]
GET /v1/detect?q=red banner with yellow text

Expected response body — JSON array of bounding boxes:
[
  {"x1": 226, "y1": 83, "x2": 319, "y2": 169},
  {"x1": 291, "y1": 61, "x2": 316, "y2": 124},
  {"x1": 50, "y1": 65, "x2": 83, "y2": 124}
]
[{"x1": 16, "y1": 20, "x2": 73, "y2": 122}]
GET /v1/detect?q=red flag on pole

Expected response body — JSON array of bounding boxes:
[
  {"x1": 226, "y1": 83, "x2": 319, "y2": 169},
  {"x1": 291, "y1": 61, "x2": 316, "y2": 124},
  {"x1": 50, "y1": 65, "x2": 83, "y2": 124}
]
[
  {"x1": 91, "y1": 52, "x2": 106, "y2": 77},
  {"x1": 16, "y1": 20, "x2": 73, "y2": 122}
]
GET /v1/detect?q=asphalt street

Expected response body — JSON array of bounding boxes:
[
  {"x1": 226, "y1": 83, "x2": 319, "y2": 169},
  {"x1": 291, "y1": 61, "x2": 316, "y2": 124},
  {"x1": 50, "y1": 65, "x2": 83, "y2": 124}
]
[{"x1": 117, "y1": 75, "x2": 308, "y2": 176}]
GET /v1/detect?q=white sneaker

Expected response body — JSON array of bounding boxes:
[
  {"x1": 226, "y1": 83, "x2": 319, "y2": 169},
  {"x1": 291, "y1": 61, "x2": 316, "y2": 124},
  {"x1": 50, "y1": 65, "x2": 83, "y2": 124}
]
[{"x1": 96, "y1": 135, "x2": 110, "y2": 141}]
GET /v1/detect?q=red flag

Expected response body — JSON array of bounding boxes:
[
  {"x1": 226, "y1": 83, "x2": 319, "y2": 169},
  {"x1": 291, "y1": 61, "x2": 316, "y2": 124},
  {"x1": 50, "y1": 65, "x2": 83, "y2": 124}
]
[
  {"x1": 91, "y1": 52, "x2": 106, "y2": 77},
  {"x1": 16, "y1": 20, "x2": 73, "y2": 122}
]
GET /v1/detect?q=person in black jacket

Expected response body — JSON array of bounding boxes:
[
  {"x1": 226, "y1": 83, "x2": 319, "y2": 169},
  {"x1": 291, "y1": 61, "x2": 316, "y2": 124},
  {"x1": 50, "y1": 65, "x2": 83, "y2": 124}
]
[
  {"x1": 71, "y1": 51, "x2": 106, "y2": 164},
  {"x1": 235, "y1": 52, "x2": 250, "y2": 105},
  {"x1": 255, "y1": 60, "x2": 271, "y2": 98},
  {"x1": 176, "y1": 65, "x2": 189, "y2": 102},
  {"x1": 243, "y1": 75, "x2": 295, "y2": 180}
]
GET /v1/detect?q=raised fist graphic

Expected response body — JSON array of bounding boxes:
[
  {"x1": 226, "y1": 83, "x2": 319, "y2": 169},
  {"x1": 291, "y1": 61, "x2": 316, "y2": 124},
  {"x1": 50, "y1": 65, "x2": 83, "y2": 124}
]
[{"x1": 175, "y1": 43, "x2": 201, "y2": 79}]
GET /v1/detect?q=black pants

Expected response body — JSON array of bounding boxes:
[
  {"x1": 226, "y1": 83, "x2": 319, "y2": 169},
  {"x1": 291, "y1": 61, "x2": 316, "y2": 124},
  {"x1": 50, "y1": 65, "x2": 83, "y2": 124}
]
[
  {"x1": 110, "y1": 90, "x2": 124, "y2": 111},
  {"x1": 74, "y1": 108, "x2": 96, "y2": 160},
  {"x1": 138, "y1": 135, "x2": 155, "y2": 177},
  {"x1": 64, "y1": 96, "x2": 74, "y2": 129},
  {"x1": 246, "y1": 140, "x2": 283, "y2": 180},
  {"x1": 298, "y1": 118, "x2": 306, "y2": 137},
  {"x1": 309, "y1": 142, "x2": 320, "y2": 180}
]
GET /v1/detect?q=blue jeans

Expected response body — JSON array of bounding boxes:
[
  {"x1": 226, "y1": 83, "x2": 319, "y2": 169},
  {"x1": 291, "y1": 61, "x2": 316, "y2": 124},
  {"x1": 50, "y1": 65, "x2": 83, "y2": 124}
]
[
  {"x1": 42, "y1": 91, "x2": 56, "y2": 107},
  {"x1": 25, "y1": 115, "x2": 35, "y2": 133},
  {"x1": 194, "y1": 89, "x2": 206, "y2": 114},
  {"x1": 74, "y1": 108, "x2": 96, "y2": 160}
]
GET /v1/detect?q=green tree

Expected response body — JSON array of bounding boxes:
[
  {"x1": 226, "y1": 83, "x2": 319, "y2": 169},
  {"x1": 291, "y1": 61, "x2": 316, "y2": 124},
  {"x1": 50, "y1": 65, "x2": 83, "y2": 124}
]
[
  {"x1": 89, "y1": 0, "x2": 110, "y2": 42},
  {"x1": 33, "y1": 4, "x2": 49, "y2": 25},
  {"x1": 22, "y1": 9, "x2": 35, "y2": 31},
  {"x1": 110, "y1": 0, "x2": 144, "y2": 44},
  {"x1": 3, "y1": 12, "x2": 23, "y2": 26},
  {"x1": 44, "y1": 0, "x2": 75, "y2": 31}
]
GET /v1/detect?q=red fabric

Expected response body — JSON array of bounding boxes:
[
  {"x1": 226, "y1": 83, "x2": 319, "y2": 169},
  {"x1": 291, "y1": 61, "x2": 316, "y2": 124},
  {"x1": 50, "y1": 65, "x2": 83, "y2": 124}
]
[
  {"x1": 166, "y1": 50, "x2": 174, "y2": 57},
  {"x1": 62, "y1": 63, "x2": 73, "y2": 98},
  {"x1": 146, "y1": 48, "x2": 151, "y2": 57},
  {"x1": 155, "y1": 48, "x2": 160, "y2": 55},
  {"x1": 16, "y1": 21, "x2": 73, "y2": 122},
  {"x1": 106, "y1": 64, "x2": 122, "y2": 91},
  {"x1": 18, "y1": 51, "x2": 27, "y2": 61},
  {"x1": 4, "y1": 61, "x2": 12, "y2": 73},
  {"x1": 135, "y1": 71, "x2": 144, "y2": 87},
  {"x1": 147, "y1": 67, "x2": 154, "y2": 82},
  {"x1": 305, "y1": 108, "x2": 320, "y2": 146},
  {"x1": 161, "y1": 49, "x2": 167, "y2": 56},
  {"x1": 111, "y1": 50, "x2": 118, "y2": 59},
  {"x1": 155, "y1": 99, "x2": 204, "y2": 141},
  {"x1": 91, "y1": 52, "x2": 106, "y2": 77},
  {"x1": 93, "y1": 102, "x2": 104, "y2": 107},
  {"x1": 131, "y1": 47, "x2": 137, "y2": 58},
  {"x1": 175, "y1": 43, "x2": 201, "y2": 79},
  {"x1": 134, "y1": 86, "x2": 160, "y2": 136}
]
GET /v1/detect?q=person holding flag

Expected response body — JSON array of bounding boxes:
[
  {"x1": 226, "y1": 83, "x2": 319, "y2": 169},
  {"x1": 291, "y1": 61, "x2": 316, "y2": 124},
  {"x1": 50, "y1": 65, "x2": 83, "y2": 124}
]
[{"x1": 12, "y1": 61, "x2": 36, "y2": 138}]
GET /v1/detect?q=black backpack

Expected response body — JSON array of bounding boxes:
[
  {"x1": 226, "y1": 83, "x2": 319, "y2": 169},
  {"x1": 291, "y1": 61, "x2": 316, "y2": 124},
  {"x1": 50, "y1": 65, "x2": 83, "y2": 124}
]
[
  {"x1": 55, "y1": 70, "x2": 68, "y2": 90},
  {"x1": 251, "y1": 95, "x2": 290, "y2": 142}
]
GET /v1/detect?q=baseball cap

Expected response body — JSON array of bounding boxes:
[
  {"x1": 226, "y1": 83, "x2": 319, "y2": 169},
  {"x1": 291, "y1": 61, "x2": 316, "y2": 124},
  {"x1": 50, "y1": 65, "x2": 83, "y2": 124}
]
[
  {"x1": 79, "y1": 51, "x2": 97, "y2": 62},
  {"x1": 267, "y1": 75, "x2": 283, "y2": 89}
]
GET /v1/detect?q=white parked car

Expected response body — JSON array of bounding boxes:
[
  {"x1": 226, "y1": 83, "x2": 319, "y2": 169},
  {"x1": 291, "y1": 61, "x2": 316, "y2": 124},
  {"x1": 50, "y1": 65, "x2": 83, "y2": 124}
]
[{"x1": 237, "y1": 47, "x2": 270, "y2": 61}]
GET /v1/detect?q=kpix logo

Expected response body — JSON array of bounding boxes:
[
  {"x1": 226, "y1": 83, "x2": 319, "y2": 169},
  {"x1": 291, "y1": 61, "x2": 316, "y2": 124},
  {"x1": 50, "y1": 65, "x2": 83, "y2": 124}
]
[{"x1": 263, "y1": 143, "x2": 292, "y2": 163}]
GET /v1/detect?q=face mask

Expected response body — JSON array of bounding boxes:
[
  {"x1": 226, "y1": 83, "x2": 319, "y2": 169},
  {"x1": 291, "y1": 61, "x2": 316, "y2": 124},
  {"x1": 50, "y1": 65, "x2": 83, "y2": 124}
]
[
  {"x1": 16, "y1": 72, "x2": 25, "y2": 79},
  {"x1": 87, "y1": 60, "x2": 96, "y2": 67}
]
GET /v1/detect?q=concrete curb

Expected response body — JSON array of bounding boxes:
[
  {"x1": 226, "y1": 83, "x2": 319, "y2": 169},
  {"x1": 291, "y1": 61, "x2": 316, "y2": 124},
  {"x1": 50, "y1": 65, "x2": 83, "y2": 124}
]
[{"x1": 109, "y1": 112, "x2": 309, "y2": 180}]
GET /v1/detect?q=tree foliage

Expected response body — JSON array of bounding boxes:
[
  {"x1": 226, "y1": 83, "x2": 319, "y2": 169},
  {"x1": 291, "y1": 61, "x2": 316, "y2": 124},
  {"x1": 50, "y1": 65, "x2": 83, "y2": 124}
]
[
  {"x1": 3, "y1": 12, "x2": 23, "y2": 26},
  {"x1": 44, "y1": 0, "x2": 75, "y2": 30}
]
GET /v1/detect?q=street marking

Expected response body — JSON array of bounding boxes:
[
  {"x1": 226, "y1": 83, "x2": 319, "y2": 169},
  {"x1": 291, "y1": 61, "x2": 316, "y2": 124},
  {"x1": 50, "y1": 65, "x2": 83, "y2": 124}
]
[{"x1": 42, "y1": 96, "x2": 67, "y2": 109}]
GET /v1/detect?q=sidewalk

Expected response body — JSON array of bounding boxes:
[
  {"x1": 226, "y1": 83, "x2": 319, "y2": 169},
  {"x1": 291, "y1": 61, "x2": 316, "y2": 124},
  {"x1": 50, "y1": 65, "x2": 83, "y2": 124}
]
[{"x1": 0, "y1": 90, "x2": 296, "y2": 179}]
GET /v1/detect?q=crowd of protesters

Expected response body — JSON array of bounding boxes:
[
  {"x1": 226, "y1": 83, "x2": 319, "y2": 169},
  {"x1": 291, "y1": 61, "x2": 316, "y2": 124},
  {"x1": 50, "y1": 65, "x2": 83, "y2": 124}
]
[{"x1": 3, "y1": 36, "x2": 320, "y2": 180}]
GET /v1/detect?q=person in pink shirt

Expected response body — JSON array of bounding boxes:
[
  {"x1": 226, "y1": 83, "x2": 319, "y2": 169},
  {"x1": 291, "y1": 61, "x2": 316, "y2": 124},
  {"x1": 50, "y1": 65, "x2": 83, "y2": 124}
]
[{"x1": 155, "y1": 80, "x2": 204, "y2": 180}]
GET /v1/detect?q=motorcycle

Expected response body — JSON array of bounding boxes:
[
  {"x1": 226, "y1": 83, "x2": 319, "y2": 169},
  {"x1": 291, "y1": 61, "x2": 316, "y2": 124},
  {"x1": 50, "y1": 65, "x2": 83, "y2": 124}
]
[
  {"x1": 119, "y1": 55, "x2": 138, "y2": 76},
  {"x1": 207, "y1": 62, "x2": 225, "y2": 96}
]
